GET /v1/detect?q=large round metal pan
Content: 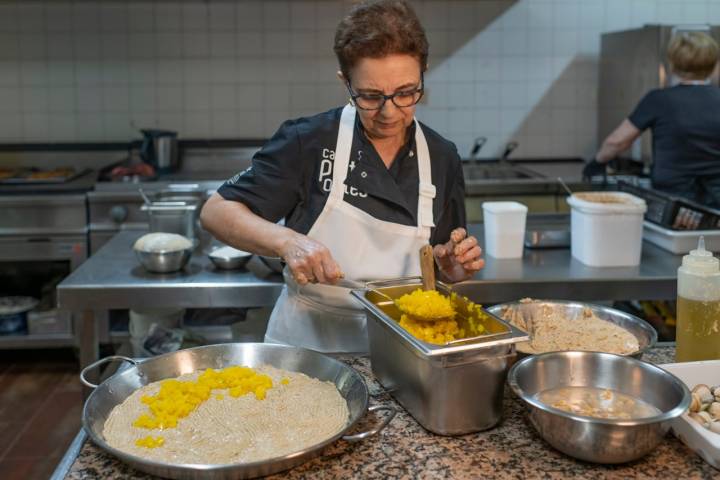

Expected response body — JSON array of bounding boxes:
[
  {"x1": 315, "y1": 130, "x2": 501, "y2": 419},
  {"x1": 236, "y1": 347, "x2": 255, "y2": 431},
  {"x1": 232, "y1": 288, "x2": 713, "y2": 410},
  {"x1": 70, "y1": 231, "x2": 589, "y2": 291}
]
[{"x1": 80, "y1": 343, "x2": 395, "y2": 480}]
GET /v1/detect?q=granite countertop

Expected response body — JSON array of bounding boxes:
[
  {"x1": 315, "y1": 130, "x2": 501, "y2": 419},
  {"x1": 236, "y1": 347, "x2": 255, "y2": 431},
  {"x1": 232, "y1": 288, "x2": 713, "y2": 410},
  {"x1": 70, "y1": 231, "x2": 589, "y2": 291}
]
[{"x1": 65, "y1": 346, "x2": 720, "y2": 479}]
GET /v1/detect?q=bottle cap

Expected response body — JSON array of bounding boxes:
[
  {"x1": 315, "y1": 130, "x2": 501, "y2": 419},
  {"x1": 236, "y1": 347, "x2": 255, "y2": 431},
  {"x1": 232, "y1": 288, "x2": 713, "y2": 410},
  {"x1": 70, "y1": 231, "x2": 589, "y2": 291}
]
[{"x1": 682, "y1": 236, "x2": 720, "y2": 273}]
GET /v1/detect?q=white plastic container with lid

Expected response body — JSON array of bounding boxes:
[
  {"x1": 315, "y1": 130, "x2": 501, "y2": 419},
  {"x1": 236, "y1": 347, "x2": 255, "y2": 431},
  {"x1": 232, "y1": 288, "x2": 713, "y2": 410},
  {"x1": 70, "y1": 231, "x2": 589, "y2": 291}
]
[
  {"x1": 567, "y1": 192, "x2": 647, "y2": 267},
  {"x1": 482, "y1": 201, "x2": 528, "y2": 259},
  {"x1": 676, "y1": 237, "x2": 720, "y2": 362}
]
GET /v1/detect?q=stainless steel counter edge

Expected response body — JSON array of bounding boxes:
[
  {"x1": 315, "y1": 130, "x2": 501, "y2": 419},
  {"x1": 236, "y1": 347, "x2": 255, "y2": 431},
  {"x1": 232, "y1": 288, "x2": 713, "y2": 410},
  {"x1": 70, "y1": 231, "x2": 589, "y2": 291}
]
[
  {"x1": 57, "y1": 283, "x2": 284, "y2": 310},
  {"x1": 50, "y1": 430, "x2": 87, "y2": 480}
]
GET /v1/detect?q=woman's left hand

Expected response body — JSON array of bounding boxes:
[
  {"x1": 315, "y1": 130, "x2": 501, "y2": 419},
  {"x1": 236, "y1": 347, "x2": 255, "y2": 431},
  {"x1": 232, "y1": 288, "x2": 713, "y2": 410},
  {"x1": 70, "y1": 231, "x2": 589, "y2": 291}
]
[{"x1": 433, "y1": 228, "x2": 484, "y2": 283}]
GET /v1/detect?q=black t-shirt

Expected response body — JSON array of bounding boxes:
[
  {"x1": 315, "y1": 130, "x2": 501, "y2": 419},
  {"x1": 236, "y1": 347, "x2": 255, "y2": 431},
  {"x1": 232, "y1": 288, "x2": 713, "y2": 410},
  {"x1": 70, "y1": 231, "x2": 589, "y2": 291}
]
[
  {"x1": 628, "y1": 85, "x2": 720, "y2": 186},
  {"x1": 217, "y1": 107, "x2": 466, "y2": 245}
]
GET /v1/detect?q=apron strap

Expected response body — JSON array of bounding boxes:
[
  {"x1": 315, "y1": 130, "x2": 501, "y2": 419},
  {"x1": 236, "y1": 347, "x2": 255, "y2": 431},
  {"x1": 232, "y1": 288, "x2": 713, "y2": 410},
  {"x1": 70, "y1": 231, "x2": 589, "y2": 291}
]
[
  {"x1": 328, "y1": 104, "x2": 356, "y2": 205},
  {"x1": 414, "y1": 119, "x2": 435, "y2": 231}
]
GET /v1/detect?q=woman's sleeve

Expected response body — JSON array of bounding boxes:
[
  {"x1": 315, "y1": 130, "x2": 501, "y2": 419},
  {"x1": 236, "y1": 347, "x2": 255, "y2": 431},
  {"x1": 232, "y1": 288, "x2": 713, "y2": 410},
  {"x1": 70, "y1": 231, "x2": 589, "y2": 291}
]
[
  {"x1": 217, "y1": 120, "x2": 305, "y2": 223},
  {"x1": 628, "y1": 90, "x2": 660, "y2": 130},
  {"x1": 431, "y1": 149, "x2": 466, "y2": 245}
]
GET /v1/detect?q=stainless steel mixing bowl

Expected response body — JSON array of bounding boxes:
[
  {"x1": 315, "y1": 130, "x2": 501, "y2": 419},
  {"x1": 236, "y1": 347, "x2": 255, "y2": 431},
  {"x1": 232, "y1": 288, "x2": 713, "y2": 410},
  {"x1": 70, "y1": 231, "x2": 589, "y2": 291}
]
[
  {"x1": 487, "y1": 300, "x2": 657, "y2": 358},
  {"x1": 135, "y1": 247, "x2": 192, "y2": 273},
  {"x1": 208, "y1": 247, "x2": 252, "y2": 270},
  {"x1": 508, "y1": 351, "x2": 690, "y2": 464}
]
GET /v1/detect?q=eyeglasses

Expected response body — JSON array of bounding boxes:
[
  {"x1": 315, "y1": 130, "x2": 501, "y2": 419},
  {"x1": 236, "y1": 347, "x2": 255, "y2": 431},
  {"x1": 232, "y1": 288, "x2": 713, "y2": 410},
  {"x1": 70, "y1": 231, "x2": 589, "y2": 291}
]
[{"x1": 346, "y1": 74, "x2": 424, "y2": 111}]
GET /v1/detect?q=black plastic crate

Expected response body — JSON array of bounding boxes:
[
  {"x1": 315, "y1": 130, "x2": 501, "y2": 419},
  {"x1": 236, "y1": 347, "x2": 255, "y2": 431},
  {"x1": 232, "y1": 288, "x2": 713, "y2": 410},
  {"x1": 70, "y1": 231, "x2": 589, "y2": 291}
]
[{"x1": 617, "y1": 181, "x2": 720, "y2": 230}]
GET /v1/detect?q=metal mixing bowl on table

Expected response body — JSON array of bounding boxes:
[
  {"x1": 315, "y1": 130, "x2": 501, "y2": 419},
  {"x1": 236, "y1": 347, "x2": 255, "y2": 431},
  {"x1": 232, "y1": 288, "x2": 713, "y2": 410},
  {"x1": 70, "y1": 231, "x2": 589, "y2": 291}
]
[
  {"x1": 486, "y1": 300, "x2": 657, "y2": 359},
  {"x1": 208, "y1": 245, "x2": 252, "y2": 270},
  {"x1": 508, "y1": 351, "x2": 690, "y2": 464},
  {"x1": 135, "y1": 248, "x2": 192, "y2": 273}
]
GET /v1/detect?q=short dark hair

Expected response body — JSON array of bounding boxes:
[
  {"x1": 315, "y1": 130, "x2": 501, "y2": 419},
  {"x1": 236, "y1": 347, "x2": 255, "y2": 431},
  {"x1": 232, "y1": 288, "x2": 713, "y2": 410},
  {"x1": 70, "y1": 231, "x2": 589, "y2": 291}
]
[{"x1": 333, "y1": 0, "x2": 429, "y2": 79}]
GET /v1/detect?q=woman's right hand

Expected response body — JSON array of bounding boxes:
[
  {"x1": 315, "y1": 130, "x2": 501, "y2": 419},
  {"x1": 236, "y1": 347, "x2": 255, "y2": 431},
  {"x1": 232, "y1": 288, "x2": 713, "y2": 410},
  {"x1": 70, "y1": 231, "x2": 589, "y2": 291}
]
[{"x1": 279, "y1": 233, "x2": 343, "y2": 285}]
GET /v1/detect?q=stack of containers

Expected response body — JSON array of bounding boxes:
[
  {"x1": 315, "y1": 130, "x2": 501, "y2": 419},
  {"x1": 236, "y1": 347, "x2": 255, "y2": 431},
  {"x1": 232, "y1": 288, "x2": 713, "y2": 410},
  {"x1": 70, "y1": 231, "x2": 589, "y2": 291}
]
[{"x1": 567, "y1": 192, "x2": 647, "y2": 267}]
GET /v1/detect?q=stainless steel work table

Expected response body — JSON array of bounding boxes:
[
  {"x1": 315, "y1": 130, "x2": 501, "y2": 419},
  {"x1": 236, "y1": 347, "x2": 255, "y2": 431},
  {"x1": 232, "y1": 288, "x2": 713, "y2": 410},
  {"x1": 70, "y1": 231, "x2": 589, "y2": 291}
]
[
  {"x1": 57, "y1": 230, "x2": 284, "y2": 374},
  {"x1": 460, "y1": 224, "x2": 681, "y2": 304},
  {"x1": 58, "y1": 227, "x2": 683, "y2": 372}
]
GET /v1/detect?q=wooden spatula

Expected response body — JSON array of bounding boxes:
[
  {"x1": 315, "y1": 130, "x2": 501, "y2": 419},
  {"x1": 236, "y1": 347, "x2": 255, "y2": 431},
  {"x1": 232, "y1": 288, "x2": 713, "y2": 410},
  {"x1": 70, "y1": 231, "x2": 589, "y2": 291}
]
[{"x1": 419, "y1": 244, "x2": 435, "y2": 291}]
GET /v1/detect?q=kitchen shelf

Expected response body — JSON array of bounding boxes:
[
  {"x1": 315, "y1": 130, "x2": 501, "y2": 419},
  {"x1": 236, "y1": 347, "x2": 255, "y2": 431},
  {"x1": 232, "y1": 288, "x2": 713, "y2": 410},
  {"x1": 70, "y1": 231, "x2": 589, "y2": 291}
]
[
  {"x1": 109, "y1": 325, "x2": 235, "y2": 345},
  {"x1": 0, "y1": 332, "x2": 76, "y2": 349}
]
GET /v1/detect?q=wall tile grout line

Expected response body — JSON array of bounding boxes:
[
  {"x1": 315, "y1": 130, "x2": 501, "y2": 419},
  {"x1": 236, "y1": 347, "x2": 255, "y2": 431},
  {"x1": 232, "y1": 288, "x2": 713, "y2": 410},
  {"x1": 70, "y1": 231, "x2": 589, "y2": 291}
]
[{"x1": 2, "y1": 0, "x2": 719, "y2": 154}]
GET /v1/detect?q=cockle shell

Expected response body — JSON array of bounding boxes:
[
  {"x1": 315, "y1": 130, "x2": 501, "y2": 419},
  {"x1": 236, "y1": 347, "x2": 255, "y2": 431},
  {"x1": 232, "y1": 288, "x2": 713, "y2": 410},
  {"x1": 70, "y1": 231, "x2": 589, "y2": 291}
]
[
  {"x1": 690, "y1": 393, "x2": 702, "y2": 413},
  {"x1": 692, "y1": 384, "x2": 714, "y2": 406},
  {"x1": 709, "y1": 421, "x2": 720, "y2": 435},
  {"x1": 709, "y1": 402, "x2": 720, "y2": 420},
  {"x1": 690, "y1": 411, "x2": 710, "y2": 428}
]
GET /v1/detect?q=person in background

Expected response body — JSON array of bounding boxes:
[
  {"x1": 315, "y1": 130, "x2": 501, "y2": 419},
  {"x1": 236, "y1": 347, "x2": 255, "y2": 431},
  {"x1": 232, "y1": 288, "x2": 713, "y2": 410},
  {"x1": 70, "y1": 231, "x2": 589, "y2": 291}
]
[
  {"x1": 201, "y1": 0, "x2": 483, "y2": 354},
  {"x1": 584, "y1": 32, "x2": 720, "y2": 207}
]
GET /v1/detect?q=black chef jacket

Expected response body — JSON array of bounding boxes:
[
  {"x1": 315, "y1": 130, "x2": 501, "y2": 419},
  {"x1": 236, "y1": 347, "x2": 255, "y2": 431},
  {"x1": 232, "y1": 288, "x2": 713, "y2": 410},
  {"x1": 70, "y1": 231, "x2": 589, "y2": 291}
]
[
  {"x1": 629, "y1": 84, "x2": 720, "y2": 187},
  {"x1": 218, "y1": 106, "x2": 466, "y2": 245}
]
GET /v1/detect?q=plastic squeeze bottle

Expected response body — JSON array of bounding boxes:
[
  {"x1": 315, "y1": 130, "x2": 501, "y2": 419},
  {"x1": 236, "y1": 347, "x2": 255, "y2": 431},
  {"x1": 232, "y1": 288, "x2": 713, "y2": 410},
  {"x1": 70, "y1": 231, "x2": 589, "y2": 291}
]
[{"x1": 676, "y1": 237, "x2": 720, "y2": 362}]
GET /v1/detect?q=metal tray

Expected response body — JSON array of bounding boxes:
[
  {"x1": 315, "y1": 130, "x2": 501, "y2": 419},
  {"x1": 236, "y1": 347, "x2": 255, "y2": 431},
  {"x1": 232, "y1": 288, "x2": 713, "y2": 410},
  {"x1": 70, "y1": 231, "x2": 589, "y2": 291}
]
[
  {"x1": 524, "y1": 213, "x2": 570, "y2": 249},
  {"x1": 80, "y1": 343, "x2": 395, "y2": 479},
  {"x1": 352, "y1": 278, "x2": 528, "y2": 435},
  {"x1": 524, "y1": 228, "x2": 570, "y2": 248},
  {"x1": 0, "y1": 167, "x2": 90, "y2": 184}
]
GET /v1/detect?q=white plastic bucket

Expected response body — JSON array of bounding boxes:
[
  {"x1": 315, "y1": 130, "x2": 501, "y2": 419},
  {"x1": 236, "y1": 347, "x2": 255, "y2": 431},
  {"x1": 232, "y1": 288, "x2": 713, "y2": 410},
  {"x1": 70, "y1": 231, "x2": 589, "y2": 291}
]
[
  {"x1": 567, "y1": 192, "x2": 647, "y2": 267},
  {"x1": 482, "y1": 201, "x2": 528, "y2": 259}
]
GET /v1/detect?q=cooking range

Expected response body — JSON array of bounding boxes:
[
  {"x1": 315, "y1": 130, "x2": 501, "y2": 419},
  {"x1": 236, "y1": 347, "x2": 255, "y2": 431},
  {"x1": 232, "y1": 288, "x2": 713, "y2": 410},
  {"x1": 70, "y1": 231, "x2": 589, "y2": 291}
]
[
  {"x1": 0, "y1": 144, "x2": 260, "y2": 349},
  {"x1": 0, "y1": 169, "x2": 92, "y2": 347}
]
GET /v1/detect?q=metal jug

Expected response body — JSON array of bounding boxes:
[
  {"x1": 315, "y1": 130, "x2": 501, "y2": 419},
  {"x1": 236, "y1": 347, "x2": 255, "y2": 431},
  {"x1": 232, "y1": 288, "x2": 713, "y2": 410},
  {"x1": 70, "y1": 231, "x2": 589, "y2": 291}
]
[{"x1": 140, "y1": 129, "x2": 179, "y2": 174}]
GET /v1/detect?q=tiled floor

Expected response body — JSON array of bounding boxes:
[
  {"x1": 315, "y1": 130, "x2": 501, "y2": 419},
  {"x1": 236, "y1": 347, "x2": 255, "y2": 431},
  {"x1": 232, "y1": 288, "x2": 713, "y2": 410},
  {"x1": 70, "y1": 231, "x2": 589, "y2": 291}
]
[{"x1": 0, "y1": 349, "x2": 82, "y2": 480}]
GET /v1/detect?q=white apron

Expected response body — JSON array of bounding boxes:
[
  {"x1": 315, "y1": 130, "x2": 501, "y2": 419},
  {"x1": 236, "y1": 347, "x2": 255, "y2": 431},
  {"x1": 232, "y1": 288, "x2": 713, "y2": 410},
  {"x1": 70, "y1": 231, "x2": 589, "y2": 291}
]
[{"x1": 264, "y1": 104, "x2": 436, "y2": 353}]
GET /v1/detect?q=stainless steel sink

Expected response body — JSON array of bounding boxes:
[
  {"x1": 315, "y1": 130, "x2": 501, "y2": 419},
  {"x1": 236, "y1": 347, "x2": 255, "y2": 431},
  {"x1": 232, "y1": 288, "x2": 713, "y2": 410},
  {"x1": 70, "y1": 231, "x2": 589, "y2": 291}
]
[{"x1": 462, "y1": 162, "x2": 542, "y2": 181}]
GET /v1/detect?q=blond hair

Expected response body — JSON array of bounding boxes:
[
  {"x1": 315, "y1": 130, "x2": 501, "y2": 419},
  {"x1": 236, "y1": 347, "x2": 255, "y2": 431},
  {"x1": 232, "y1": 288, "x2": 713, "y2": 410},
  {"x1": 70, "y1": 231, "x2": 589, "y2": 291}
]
[{"x1": 667, "y1": 32, "x2": 719, "y2": 80}]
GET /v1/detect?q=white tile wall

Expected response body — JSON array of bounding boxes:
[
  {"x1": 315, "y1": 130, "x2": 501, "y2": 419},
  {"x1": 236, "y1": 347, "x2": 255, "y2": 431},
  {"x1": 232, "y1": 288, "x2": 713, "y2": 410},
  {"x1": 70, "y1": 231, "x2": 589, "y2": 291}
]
[
  {"x1": 0, "y1": 0, "x2": 715, "y2": 161},
  {"x1": 420, "y1": 0, "x2": 720, "y2": 158}
]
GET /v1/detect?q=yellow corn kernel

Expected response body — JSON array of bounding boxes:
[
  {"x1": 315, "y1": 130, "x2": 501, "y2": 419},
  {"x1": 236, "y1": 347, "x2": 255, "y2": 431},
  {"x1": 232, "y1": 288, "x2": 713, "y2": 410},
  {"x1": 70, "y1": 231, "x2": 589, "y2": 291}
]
[
  {"x1": 395, "y1": 289, "x2": 456, "y2": 319},
  {"x1": 135, "y1": 435, "x2": 165, "y2": 448},
  {"x1": 133, "y1": 365, "x2": 274, "y2": 430}
]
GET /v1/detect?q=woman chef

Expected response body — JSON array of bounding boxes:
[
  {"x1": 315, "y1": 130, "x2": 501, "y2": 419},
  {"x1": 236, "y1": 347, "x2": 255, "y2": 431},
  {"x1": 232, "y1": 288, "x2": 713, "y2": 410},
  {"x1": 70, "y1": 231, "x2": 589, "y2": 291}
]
[
  {"x1": 585, "y1": 32, "x2": 720, "y2": 207},
  {"x1": 201, "y1": 0, "x2": 483, "y2": 353}
]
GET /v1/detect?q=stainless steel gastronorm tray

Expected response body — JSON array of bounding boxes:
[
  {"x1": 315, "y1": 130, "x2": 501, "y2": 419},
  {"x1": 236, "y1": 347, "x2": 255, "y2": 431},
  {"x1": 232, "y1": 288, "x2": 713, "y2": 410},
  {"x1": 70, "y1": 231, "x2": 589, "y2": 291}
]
[{"x1": 352, "y1": 277, "x2": 528, "y2": 435}]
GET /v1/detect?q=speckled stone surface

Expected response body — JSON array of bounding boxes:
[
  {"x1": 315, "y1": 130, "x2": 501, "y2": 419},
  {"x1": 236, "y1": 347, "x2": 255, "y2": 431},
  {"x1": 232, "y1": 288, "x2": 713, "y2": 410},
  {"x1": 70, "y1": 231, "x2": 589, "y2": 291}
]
[{"x1": 66, "y1": 346, "x2": 720, "y2": 479}]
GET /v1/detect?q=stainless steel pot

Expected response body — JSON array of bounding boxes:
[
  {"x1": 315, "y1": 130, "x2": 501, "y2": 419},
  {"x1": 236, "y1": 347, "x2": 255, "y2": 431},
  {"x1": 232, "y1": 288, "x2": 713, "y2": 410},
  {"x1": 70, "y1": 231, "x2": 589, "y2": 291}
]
[
  {"x1": 80, "y1": 343, "x2": 395, "y2": 480},
  {"x1": 140, "y1": 129, "x2": 179, "y2": 173}
]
